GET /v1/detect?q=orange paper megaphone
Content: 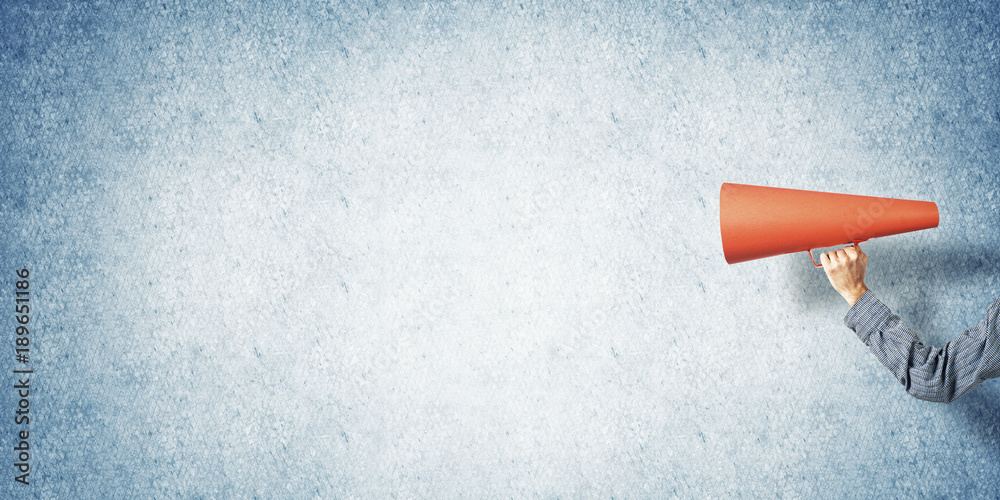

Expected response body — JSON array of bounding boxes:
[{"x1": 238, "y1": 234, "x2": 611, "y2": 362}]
[{"x1": 720, "y1": 183, "x2": 939, "y2": 266}]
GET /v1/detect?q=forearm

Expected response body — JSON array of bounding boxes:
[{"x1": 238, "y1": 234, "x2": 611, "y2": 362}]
[{"x1": 845, "y1": 291, "x2": 1000, "y2": 403}]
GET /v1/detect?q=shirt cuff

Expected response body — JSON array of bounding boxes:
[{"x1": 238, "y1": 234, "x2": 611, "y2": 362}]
[{"x1": 843, "y1": 289, "x2": 893, "y2": 344}]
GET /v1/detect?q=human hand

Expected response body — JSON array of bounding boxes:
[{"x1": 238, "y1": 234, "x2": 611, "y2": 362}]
[{"x1": 820, "y1": 244, "x2": 868, "y2": 307}]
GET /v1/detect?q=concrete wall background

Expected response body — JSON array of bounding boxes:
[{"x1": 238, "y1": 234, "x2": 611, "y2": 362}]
[{"x1": 3, "y1": 0, "x2": 1000, "y2": 497}]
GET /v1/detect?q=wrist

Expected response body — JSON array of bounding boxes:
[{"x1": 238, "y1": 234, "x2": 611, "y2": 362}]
[{"x1": 842, "y1": 284, "x2": 868, "y2": 307}]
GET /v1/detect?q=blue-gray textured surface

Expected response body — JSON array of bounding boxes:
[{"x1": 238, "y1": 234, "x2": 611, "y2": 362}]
[{"x1": 2, "y1": 0, "x2": 1000, "y2": 497}]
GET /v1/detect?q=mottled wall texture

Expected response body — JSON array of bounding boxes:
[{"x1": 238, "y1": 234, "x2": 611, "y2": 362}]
[{"x1": 2, "y1": 0, "x2": 1000, "y2": 497}]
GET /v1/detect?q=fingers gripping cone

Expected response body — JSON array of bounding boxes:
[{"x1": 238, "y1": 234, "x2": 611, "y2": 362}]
[{"x1": 720, "y1": 183, "x2": 939, "y2": 266}]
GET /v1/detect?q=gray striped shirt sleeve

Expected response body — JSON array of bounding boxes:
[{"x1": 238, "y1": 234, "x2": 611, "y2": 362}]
[{"x1": 844, "y1": 290, "x2": 1000, "y2": 403}]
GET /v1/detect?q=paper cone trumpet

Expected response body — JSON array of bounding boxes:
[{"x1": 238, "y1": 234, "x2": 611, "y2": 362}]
[{"x1": 720, "y1": 183, "x2": 939, "y2": 266}]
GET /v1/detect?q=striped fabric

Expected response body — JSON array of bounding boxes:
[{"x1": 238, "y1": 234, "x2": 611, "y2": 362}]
[{"x1": 844, "y1": 290, "x2": 1000, "y2": 403}]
